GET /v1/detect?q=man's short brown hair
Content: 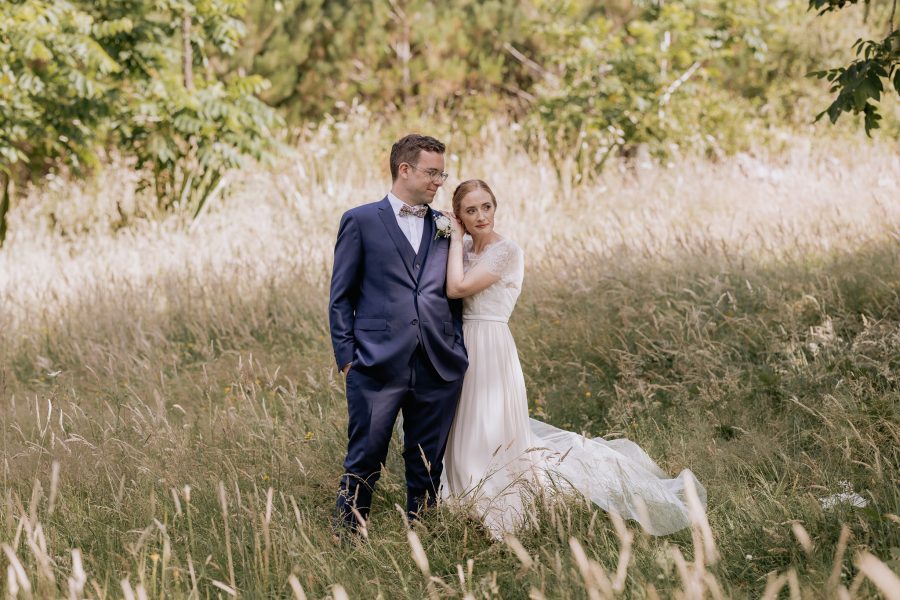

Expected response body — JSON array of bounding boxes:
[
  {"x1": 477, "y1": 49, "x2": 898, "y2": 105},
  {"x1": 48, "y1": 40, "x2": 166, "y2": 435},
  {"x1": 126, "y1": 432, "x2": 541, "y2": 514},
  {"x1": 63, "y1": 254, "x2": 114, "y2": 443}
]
[{"x1": 390, "y1": 134, "x2": 446, "y2": 181}]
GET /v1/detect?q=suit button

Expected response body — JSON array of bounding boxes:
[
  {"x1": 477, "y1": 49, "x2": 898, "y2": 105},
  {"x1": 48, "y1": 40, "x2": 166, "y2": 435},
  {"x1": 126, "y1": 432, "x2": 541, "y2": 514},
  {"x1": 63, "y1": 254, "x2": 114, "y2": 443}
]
[
  {"x1": 411, "y1": 319, "x2": 418, "y2": 326},
  {"x1": 414, "y1": 263, "x2": 421, "y2": 269}
]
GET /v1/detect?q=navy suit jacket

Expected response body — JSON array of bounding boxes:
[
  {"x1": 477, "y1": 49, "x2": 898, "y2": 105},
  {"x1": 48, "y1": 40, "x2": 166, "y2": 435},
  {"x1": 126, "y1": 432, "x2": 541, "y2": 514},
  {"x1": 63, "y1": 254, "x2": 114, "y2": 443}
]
[{"x1": 329, "y1": 197, "x2": 468, "y2": 382}]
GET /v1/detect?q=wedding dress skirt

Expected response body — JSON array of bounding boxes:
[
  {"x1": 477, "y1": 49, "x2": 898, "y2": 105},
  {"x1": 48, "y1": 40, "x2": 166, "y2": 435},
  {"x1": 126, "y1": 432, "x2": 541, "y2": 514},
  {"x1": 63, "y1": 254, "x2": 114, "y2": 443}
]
[{"x1": 441, "y1": 237, "x2": 706, "y2": 537}]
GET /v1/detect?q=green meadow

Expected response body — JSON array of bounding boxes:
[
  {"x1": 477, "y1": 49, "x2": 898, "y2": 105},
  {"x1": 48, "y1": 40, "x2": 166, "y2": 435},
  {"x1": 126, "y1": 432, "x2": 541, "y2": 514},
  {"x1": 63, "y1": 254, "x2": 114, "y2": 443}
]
[{"x1": 2, "y1": 130, "x2": 898, "y2": 598}]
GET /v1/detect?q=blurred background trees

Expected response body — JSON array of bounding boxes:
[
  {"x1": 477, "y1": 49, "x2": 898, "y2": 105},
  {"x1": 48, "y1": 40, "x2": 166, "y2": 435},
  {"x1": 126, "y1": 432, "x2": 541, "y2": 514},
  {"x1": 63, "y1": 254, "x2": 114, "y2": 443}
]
[
  {"x1": 232, "y1": 0, "x2": 896, "y2": 151},
  {"x1": 1, "y1": 0, "x2": 897, "y2": 244},
  {"x1": 233, "y1": 0, "x2": 539, "y2": 123},
  {"x1": 0, "y1": 0, "x2": 282, "y2": 245}
]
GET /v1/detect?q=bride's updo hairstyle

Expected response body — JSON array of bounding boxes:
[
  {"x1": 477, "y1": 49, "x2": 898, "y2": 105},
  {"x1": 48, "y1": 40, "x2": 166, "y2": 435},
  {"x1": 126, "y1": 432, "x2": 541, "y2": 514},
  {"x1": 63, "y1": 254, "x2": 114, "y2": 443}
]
[{"x1": 451, "y1": 179, "x2": 497, "y2": 217}]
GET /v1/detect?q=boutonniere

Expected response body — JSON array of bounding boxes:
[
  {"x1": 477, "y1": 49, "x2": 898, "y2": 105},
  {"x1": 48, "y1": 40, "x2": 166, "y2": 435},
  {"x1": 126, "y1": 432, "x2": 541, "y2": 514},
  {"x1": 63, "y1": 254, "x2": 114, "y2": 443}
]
[{"x1": 434, "y1": 213, "x2": 452, "y2": 239}]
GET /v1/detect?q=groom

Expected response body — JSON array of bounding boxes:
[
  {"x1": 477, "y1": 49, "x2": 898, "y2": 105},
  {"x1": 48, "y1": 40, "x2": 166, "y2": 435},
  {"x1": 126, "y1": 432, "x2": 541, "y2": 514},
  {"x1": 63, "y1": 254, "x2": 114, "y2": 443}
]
[{"x1": 329, "y1": 134, "x2": 468, "y2": 534}]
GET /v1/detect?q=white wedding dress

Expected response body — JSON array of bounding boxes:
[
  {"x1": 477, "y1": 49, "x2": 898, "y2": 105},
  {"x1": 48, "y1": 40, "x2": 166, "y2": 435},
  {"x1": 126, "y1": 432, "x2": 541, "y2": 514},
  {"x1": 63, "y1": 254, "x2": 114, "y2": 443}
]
[{"x1": 442, "y1": 236, "x2": 706, "y2": 537}]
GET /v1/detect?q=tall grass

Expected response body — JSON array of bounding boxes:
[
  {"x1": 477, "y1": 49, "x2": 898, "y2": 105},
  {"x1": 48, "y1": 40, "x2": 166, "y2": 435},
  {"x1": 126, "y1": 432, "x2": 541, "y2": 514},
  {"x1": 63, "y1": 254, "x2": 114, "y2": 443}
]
[{"x1": 1, "y1": 124, "x2": 898, "y2": 598}]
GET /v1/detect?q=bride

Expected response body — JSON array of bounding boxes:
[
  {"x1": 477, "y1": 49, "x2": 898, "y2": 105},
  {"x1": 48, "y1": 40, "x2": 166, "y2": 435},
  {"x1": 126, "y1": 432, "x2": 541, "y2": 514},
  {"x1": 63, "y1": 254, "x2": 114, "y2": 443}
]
[{"x1": 440, "y1": 179, "x2": 706, "y2": 538}]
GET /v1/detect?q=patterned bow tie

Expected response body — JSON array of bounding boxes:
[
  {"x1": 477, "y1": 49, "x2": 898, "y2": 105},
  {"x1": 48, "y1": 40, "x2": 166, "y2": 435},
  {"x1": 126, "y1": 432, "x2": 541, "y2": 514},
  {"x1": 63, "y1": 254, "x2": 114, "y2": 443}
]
[{"x1": 399, "y1": 204, "x2": 428, "y2": 218}]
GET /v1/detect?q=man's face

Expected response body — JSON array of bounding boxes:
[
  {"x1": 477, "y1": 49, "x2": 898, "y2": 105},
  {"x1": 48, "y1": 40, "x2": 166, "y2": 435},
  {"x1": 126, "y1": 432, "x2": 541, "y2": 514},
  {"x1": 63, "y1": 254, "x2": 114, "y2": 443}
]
[{"x1": 400, "y1": 150, "x2": 445, "y2": 205}]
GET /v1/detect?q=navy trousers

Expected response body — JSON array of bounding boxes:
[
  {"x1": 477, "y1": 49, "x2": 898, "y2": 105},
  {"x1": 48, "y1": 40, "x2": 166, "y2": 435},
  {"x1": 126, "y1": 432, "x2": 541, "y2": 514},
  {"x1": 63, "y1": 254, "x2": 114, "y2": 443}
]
[{"x1": 336, "y1": 346, "x2": 463, "y2": 530}]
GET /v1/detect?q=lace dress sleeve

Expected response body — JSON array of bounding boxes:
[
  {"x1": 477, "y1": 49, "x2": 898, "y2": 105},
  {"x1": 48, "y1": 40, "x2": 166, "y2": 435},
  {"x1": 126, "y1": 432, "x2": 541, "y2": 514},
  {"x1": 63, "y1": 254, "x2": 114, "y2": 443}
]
[
  {"x1": 483, "y1": 239, "x2": 521, "y2": 281},
  {"x1": 462, "y1": 236, "x2": 474, "y2": 271}
]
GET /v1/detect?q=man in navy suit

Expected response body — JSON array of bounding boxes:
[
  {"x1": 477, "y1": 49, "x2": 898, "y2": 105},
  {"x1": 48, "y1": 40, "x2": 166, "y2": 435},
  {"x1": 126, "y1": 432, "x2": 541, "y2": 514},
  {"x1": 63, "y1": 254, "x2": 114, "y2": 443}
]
[{"x1": 329, "y1": 134, "x2": 468, "y2": 534}]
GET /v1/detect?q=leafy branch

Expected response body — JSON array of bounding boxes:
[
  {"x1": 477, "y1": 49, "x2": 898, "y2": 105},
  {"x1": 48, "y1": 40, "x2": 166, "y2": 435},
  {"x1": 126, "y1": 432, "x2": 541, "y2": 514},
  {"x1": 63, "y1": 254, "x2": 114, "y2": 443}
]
[{"x1": 807, "y1": 0, "x2": 899, "y2": 135}]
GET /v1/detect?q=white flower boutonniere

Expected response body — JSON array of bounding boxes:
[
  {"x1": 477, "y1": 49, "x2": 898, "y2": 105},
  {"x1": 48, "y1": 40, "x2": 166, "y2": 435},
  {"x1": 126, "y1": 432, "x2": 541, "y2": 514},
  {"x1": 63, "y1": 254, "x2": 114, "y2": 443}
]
[{"x1": 434, "y1": 214, "x2": 452, "y2": 240}]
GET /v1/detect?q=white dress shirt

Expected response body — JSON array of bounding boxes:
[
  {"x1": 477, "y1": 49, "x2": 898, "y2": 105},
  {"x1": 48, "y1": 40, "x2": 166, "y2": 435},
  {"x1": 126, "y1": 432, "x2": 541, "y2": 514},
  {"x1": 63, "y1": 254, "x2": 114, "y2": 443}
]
[{"x1": 387, "y1": 192, "x2": 425, "y2": 253}]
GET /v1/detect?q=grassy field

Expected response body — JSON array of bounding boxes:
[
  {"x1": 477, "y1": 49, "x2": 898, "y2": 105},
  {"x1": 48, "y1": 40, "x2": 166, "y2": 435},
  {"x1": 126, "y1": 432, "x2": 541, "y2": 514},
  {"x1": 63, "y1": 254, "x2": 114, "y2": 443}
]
[{"x1": 1, "y1": 128, "x2": 898, "y2": 598}]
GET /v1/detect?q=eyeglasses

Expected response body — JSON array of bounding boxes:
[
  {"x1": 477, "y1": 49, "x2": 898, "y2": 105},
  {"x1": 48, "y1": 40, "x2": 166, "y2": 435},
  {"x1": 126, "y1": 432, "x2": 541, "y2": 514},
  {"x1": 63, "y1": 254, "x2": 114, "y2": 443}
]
[{"x1": 406, "y1": 163, "x2": 449, "y2": 183}]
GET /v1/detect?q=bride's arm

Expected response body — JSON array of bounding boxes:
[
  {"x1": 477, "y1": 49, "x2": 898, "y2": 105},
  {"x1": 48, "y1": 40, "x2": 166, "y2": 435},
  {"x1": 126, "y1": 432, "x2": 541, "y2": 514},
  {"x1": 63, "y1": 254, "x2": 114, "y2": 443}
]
[{"x1": 444, "y1": 215, "x2": 501, "y2": 299}]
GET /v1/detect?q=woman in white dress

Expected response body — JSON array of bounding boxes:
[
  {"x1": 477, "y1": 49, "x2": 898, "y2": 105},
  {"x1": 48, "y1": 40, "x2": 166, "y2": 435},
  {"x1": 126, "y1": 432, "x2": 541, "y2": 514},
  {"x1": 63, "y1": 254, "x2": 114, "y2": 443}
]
[{"x1": 441, "y1": 179, "x2": 706, "y2": 538}]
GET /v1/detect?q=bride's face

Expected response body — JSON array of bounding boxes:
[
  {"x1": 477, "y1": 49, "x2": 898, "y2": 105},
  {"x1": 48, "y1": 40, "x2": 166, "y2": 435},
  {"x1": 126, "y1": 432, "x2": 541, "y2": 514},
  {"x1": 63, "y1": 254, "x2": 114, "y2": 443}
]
[{"x1": 457, "y1": 189, "x2": 496, "y2": 236}]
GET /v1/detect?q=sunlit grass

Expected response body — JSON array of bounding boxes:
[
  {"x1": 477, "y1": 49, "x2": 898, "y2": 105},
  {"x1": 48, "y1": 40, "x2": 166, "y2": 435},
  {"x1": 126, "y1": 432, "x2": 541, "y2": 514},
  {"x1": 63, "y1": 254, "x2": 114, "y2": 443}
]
[{"x1": 0, "y1": 124, "x2": 898, "y2": 598}]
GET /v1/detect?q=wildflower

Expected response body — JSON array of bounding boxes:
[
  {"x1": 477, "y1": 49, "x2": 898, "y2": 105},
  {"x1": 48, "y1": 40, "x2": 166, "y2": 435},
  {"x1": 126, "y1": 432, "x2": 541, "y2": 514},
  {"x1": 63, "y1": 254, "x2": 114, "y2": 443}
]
[
  {"x1": 150, "y1": 552, "x2": 160, "y2": 562},
  {"x1": 224, "y1": 386, "x2": 231, "y2": 393},
  {"x1": 304, "y1": 431, "x2": 314, "y2": 441},
  {"x1": 262, "y1": 473, "x2": 270, "y2": 481},
  {"x1": 745, "y1": 554, "x2": 753, "y2": 561}
]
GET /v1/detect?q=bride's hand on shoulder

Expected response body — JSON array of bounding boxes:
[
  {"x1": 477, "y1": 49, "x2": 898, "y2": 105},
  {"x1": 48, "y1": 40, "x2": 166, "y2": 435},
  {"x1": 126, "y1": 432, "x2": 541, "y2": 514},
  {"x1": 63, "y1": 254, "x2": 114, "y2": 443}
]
[{"x1": 439, "y1": 210, "x2": 464, "y2": 240}]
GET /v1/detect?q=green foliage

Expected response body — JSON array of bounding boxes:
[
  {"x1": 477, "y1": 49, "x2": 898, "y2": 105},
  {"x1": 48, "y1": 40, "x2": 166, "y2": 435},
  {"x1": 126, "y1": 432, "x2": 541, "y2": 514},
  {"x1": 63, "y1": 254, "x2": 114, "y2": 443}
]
[
  {"x1": 235, "y1": 0, "x2": 537, "y2": 125},
  {"x1": 0, "y1": 1, "x2": 117, "y2": 175},
  {"x1": 2, "y1": 0, "x2": 894, "y2": 243},
  {"x1": 82, "y1": 0, "x2": 284, "y2": 215},
  {"x1": 527, "y1": 1, "x2": 798, "y2": 166},
  {"x1": 808, "y1": 6, "x2": 899, "y2": 136},
  {"x1": 234, "y1": 0, "x2": 882, "y2": 170},
  {"x1": 0, "y1": 0, "x2": 121, "y2": 244},
  {"x1": 0, "y1": 0, "x2": 283, "y2": 245},
  {"x1": 126, "y1": 71, "x2": 282, "y2": 217},
  {"x1": 810, "y1": 0, "x2": 872, "y2": 13}
]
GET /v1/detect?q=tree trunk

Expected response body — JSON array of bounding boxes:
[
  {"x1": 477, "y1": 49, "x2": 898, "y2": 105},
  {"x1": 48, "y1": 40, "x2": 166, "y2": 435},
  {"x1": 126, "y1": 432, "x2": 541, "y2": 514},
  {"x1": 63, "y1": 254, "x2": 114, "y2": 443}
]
[
  {"x1": 890, "y1": 0, "x2": 897, "y2": 35},
  {"x1": 0, "y1": 170, "x2": 10, "y2": 248},
  {"x1": 182, "y1": 12, "x2": 194, "y2": 91},
  {"x1": 388, "y1": 0, "x2": 411, "y2": 107}
]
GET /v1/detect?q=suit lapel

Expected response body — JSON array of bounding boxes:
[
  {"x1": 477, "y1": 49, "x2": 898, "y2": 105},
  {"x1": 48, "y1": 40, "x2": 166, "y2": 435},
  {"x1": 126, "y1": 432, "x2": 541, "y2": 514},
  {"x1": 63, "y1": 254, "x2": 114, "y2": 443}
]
[{"x1": 377, "y1": 197, "x2": 417, "y2": 280}]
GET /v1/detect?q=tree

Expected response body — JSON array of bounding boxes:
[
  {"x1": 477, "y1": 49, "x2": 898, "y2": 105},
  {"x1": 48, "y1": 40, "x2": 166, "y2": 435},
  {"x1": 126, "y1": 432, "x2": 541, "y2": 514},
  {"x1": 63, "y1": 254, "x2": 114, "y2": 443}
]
[
  {"x1": 528, "y1": 0, "x2": 790, "y2": 170},
  {"x1": 807, "y1": 0, "x2": 899, "y2": 134},
  {"x1": 233, "y1": 0, "x2": 539, "y2": 124},
  {"x1": 0, "y1": 0, "x2": 283, "y2": 247},
  {"x1": 231, "y1": 0, "x2": 834, "y2": 172},
  {"x1": 0, "y1": 0, "x2": 120, "y2": 244},
  {"x1": 82, "y1": 0, "x2": 284, "y2": 217}
]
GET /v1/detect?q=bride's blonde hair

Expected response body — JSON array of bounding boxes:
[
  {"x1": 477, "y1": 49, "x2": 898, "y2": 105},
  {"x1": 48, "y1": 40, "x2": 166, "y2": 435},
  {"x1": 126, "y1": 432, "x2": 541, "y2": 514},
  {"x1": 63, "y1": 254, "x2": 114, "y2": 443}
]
[{"x1": 451, "y1": 179, "x2": 497, "y2": 218}]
